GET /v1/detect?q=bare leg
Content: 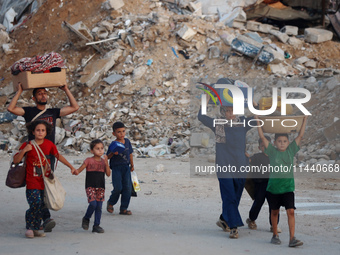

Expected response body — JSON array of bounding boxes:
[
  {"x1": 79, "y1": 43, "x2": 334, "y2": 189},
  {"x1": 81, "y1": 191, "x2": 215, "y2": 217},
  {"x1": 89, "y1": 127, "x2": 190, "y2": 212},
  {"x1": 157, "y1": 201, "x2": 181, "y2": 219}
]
[
  {"x1": 271, "y1": 209, "x2": 280, "y2": 236},
  {"x1": 286, "y1": 208, "x2": 295, "y2": 240}
]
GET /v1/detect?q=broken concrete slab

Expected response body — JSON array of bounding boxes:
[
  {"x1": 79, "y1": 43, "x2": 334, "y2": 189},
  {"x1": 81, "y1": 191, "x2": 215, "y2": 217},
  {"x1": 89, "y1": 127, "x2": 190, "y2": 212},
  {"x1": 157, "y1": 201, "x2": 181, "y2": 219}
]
[
  {"x1": 104, "y1": 74, "x2": 124, "y2": 85},
  {"x1": 231, "y1": 20, "x2": 246, "y2": 30},
  {"x1": 71, "y1": 21, "x2": 94, "y2": 41},
  {"x1": 288, "y1": 37, "x2": 303, "y2": 48},
  {"x1": 231, "y1": 35, "x2": 284, "y2": 64},
  {"x1": 177, "y1": 24, "x2": 197, "y2": 41},
  {"x1": 133, "y1": 66, "x2": 148, "y2": 80},
  {"x1": 0, "y1": 30, "x2": 10, "y2": 45},
  {"x1": 295, "y1": 56, "x2": 310, "y2": 65},
  {"x1": 281, "y1": 25, "x2": 298, "y2": 36},
  {"x1": 305, "y1": 28, "x2": 333, "y2": 43},
  {"x1": 188, "y1": 1, "x2": 202, "y2": 16},
  {"x1": 105, "y1": 0, "x2": 125, "y2": 10},
  {"x1": 267, "y1": 63, "x2": 288, "y2": 75},
  {"x1": 258, "y1": 24, "x2": 274, "y2": 33},
  {"x1": 269, "y1": 29, "x2": 289, "y2": 43},
  {"x1": 304, "y1": 60, "x2": 317, "y2": 68},
  {"x1": 245, "y1": 20, "x2": 273, "y2": 33},
  {"x1": 219, "y1": 32, "x2": 236, "y2": 46},
  {"x1": 246, "y1": 21, "x2": 261, "y2": 32},
  {"x1": 79, "y1": 49, "x2": 123, "y2": 87}
]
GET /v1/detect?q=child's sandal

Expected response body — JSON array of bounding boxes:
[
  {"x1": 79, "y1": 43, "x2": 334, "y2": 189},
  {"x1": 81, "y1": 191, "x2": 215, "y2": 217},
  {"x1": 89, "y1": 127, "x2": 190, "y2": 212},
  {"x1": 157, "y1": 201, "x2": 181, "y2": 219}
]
[{"x1": 119, "y1": 210, "x2": 132, "y2": 215}]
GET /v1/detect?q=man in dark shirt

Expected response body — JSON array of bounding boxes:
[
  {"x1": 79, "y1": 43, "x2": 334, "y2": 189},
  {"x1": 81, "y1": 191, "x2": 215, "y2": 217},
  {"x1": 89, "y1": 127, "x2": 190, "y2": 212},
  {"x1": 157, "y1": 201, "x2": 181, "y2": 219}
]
[{"x1": 7, "y1": 82, "x2": 79, "y2": 232}]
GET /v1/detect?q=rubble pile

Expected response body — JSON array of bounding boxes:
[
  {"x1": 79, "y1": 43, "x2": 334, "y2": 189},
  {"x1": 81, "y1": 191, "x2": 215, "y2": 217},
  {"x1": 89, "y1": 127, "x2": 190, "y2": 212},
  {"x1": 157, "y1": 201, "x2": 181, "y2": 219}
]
[{"x1": 0, "y1": 0, "x2": 339, "y2": 166}]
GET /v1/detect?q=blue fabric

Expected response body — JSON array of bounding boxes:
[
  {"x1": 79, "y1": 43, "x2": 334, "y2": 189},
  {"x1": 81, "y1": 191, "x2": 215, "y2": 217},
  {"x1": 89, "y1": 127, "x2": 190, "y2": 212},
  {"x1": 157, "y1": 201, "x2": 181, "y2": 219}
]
[
  {"x1": 107, "y1": 164, "x2": 131, "y2": 211},
  {"x1": 107, "y1": 138, "x2": 133, "y2": 167},
  {"x1": 26, "y1": 189, "x2": 44, "y2": 230},
  {"x1": 85, "y1": 200, "x2": 103, "y2": 226},
  {"x1": 198, "y1": 110, "x2": 253, "y2": 229},
  {"x1": 219, "y1": 178, "x2": 245, "y2": 228}
]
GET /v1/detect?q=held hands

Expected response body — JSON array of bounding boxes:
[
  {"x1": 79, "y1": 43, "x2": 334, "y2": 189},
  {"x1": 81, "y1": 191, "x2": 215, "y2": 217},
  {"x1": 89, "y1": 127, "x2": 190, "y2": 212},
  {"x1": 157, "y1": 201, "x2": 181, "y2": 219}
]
[{"x1": 71, "y1": 167, "x2": 78, "y2": 175}]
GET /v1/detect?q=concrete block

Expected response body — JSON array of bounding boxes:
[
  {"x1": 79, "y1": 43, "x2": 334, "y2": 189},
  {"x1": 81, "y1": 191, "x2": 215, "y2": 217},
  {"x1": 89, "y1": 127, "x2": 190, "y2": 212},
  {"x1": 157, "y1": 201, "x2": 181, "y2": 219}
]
[
  {"x1": 0, "y1": 30, "x2": 10, "y2": 44},
  {"x1": 304, "y1": 60, "x2": 317, "y2": 68},
  {"x1": 220, "y1": 32, "x2": 236, "y2": 46},
  {"x1": 305, "y1": 28, "x2": 333, "y2": 43},
  {"x1": 177, "y1": 24, "x2": 197, "y2": 41},
  {"x1": 246, "y1": 21, "x2": 260, "y2": 31},
  {"x1": 107, "y1": 0, "x2": 124, "y2": 10},
  {"x1": 267, "y1": 63, "x2": 287, "y2": 75},
  {"x1": 104, "y1": 74, "x2": 124, "y2": 85},
  {"x1": 295, "y1": 56, "x2": 310, "y2": 65},
  {"x1": 281, "y1": 25, "x2": 298, "y2": 36},
  {"x1": 71, "y1": 21, "x2": 93, "y2": 40},
  {"x1": 269, "y1": 29, "x2": 289, "y2": 43},
  {"x1": 288, "y1": 37, "x2": 303, "y2": 48},
  {"x1": 80, "y1": 49, "x2": 123, "y2": 87},
  {"x1": 232, "y1": 20, "x2": 246, "y2": 30},
  {"x1": 188, "y1": 1, "x2": 202, "y2": 16},
  {"x1": 258, "y1": 24, "x2": 273, "y2": 33}
]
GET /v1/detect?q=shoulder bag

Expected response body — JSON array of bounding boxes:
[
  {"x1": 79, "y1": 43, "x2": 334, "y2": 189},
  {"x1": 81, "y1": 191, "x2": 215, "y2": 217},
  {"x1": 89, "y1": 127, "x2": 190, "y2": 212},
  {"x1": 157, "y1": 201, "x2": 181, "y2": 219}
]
[
  {"x1": 31, "y1": 140, "x2": 66, "y2": 211},
  {"x1": 6, "y1": 156, "x2": 26, "y2": 188}
]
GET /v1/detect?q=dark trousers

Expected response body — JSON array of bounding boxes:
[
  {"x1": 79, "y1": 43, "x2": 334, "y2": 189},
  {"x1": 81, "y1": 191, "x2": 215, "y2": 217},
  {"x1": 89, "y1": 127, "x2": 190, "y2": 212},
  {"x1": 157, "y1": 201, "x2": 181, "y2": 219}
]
[
  {"x1": 249, "y1": 181, "x2": 279, "y2": 225},
  {"x1": 85, "y1": 201, "x2": 103, "y2": 226},
  {"x1": 219, "y1": 178, "x2": 245, "y2": 229},
  {"x1": 108, "y1": 164, "x2": 132, "y2": 211}
]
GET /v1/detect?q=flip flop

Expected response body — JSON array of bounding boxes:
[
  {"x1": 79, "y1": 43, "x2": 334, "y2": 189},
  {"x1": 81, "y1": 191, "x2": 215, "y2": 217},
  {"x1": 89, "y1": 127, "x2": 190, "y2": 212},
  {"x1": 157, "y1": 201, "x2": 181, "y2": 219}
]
[
  {"x1": 107, "y1": 202, "x2": 114, "y2": 213},
  {"x1": 119, "y1": 210, "x2": 132, "y2": 215}
]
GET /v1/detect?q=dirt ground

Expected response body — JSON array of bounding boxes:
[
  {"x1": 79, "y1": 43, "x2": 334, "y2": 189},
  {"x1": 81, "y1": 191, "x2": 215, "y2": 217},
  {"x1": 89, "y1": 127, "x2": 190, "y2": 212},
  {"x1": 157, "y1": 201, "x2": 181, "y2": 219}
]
[{"x1": 0, "y1": 153, "x2": 339, "y2": 255}]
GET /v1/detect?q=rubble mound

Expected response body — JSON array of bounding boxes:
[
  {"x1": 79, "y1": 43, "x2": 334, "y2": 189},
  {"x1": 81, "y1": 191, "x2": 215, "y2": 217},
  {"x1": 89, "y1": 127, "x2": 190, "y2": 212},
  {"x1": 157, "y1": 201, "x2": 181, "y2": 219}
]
[{"x1": 0, "y1": 0, "x2": 339, "y2": 167}]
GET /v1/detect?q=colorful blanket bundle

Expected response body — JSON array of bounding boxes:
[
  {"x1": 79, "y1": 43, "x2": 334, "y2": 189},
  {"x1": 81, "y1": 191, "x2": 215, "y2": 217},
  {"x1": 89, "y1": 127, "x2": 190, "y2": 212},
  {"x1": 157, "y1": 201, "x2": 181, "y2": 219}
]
[{"x1": 11, "y1": 52, "x2": 66, "y2": 75}]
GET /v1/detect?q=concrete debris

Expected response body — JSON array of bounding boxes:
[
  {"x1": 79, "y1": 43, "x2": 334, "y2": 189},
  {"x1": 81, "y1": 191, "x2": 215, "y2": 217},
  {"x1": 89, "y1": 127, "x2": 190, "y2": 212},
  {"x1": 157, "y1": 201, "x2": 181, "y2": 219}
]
[
  {"x1": 304, "y1": 28, "x2": 333, "y2": 43},
  {"x1": 177, "y1": 24, "x2": 197, "y2": 41},
  {"x1": 105, "y1": 0, "x2": 125, "y2": 10},
  {"x1": 0, "y1": 0, "x2": 339, "y2": 162},
  {"x1": 280, "y1": 25, "x2": 298, "y2": 36}
]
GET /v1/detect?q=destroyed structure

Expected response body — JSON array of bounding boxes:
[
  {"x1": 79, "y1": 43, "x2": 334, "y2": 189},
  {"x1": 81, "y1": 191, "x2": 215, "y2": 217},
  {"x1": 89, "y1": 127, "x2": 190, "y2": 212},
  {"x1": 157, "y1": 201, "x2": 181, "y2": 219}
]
[{"x1": 0, "y1": 0, "x2": 339, "y2": 168}]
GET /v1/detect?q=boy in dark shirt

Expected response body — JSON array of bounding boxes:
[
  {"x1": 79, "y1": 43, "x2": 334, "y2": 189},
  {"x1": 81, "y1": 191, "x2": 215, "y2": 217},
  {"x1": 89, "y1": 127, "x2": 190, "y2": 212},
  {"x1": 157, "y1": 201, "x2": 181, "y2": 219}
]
[{"x1": 106, "y1": 122, "x2": 134, "y2": 215}]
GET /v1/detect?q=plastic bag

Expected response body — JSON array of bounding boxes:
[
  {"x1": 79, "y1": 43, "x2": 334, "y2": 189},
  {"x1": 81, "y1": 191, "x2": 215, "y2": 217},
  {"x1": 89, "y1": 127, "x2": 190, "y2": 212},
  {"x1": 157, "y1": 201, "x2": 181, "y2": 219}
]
[{"x1": 131, "y1": 171, "x2": 141, "y2": 192}]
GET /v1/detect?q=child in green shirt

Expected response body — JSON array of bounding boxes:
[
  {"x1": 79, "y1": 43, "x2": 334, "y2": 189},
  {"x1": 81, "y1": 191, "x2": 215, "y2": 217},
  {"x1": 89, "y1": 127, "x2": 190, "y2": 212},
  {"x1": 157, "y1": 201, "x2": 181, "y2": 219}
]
[{"x1": 256, "y1": 116, "x2": 308, "y2": 248}]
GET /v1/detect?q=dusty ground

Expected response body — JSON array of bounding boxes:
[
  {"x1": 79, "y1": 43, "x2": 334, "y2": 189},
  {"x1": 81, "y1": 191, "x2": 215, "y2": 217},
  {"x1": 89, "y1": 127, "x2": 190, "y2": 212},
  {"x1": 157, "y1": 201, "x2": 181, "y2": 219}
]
[{"x1": 0, "y1": 153, "x2": 339, "y2": 255}]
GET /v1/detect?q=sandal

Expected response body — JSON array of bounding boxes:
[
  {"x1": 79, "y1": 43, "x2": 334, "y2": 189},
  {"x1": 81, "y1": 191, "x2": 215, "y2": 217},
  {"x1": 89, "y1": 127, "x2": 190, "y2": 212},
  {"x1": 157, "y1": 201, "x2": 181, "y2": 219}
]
[
  {"x1": 119, "y1": 210, "x2": 132, "y2": 215},
  {"x1": 107, "y1": 202, "x2": 114, "y2": 213}
]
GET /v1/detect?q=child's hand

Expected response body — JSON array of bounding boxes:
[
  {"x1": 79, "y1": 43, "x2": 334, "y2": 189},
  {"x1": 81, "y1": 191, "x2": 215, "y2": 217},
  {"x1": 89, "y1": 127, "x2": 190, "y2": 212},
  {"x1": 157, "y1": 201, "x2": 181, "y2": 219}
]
[
  {"x1": 71, "y1": 167, "x2": 78, "y2": 175},
  {"x1": 103, "y1": 155, "x2": 108, "y2": 161}
]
